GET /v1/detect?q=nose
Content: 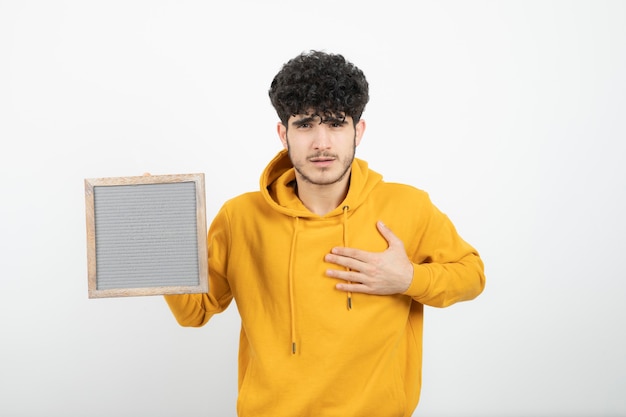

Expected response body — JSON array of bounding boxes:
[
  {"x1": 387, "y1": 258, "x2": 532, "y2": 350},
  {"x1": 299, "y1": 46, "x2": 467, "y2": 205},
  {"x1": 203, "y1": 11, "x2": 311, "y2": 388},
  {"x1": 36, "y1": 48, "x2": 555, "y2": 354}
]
[{"x1": 313, "y1": 125, "x2": 332, "y2": 150}]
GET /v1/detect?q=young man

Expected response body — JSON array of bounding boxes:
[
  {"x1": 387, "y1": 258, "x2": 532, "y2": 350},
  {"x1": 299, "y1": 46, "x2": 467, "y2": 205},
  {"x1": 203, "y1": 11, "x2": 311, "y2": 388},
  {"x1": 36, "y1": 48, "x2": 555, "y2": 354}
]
[{"x1": 165, "y1": 50, "x2": 485, "y2": 417}]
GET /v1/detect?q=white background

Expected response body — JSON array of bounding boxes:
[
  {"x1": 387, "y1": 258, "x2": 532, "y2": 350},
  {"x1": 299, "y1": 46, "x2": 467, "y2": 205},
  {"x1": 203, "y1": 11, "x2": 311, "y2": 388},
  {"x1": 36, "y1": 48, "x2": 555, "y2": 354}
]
[{"x1": 1, "y1": 1, "x2": 625, "y2": 416}]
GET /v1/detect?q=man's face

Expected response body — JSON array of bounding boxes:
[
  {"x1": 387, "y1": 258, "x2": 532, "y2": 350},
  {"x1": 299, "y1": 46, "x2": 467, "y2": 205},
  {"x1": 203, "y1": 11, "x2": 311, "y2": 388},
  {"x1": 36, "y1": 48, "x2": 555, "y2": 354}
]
[{"x1": 278, "y1": 113, "x2": 366, "y2": 186}]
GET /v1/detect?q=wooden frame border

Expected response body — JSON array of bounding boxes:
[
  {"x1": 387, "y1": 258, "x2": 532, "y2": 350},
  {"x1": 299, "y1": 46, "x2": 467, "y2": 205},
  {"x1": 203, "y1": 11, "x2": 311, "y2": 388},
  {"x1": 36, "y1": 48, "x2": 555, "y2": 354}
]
[{"x1": 85, "y1": 173, "x2": 208, "y2": 298}]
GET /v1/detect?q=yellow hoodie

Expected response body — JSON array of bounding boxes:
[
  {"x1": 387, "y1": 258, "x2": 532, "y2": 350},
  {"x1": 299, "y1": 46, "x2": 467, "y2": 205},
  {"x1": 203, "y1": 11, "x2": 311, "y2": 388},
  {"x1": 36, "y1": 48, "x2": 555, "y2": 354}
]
[{"x1": 165, "y1": 150, "x2": 485, "y2": 417}]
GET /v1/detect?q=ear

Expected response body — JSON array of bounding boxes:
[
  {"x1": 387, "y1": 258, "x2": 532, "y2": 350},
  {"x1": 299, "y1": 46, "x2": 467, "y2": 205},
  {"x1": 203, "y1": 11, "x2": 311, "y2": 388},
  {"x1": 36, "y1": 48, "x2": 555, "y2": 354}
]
[
  {"x1": 354, "y1": 119, "x2": 366, "y2": 147},
  {"x1": 277, "y1": 122, "x2": 288, "y2": 149}
]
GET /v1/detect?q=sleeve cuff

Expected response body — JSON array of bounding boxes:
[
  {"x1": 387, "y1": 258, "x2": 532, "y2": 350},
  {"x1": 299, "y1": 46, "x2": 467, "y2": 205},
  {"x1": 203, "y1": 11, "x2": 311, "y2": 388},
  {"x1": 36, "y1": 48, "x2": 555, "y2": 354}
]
[{"x1": 402, "y1": 263, "x2": 432, "y2": 298}]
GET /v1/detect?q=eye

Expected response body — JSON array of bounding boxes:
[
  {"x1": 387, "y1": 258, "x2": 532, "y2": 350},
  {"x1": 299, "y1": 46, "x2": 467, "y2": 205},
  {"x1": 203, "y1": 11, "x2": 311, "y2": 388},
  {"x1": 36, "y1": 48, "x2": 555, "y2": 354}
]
[{"x1": 327, "y1": 121, "x2": 347, "y2": 128}]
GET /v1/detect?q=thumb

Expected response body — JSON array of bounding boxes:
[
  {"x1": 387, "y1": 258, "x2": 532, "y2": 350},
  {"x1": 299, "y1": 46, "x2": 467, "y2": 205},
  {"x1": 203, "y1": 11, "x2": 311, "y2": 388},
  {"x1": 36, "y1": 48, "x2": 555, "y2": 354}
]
[{"x1": 377, "y1": 221, "x2": 402, "y2": 248}]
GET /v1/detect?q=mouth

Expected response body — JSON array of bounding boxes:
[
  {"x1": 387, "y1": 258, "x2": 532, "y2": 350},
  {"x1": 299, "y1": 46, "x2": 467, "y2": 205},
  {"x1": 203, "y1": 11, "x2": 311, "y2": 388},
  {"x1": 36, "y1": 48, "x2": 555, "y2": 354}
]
[
  {"x1": 309, "y1": 156, "x2": 335, "y2": 167},
  {"x1": 309, "y1": 154, "x2": 336, "y2": 163}
]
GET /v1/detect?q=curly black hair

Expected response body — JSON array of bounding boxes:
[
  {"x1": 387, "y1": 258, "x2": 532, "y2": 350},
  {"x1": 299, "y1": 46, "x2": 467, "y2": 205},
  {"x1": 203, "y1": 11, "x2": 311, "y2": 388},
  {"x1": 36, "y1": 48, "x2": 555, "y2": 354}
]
[{"x1": 269, "y1": 50, "x2": 369, "y2": 126}]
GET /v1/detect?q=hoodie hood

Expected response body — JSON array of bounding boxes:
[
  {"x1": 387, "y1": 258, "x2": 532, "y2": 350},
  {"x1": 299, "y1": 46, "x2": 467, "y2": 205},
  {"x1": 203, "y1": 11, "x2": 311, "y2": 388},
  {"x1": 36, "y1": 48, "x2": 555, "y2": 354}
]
[{"x1": 260, "y1": 149, "x2": 383, "y2": 218}]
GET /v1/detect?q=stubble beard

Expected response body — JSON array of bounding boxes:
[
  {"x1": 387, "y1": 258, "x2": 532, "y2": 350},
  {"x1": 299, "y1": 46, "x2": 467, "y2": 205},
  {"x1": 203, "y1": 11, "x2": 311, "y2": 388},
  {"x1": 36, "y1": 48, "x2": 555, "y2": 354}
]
[{"x1": 288, "y1": 139, "x2": 356, "y2": 186}]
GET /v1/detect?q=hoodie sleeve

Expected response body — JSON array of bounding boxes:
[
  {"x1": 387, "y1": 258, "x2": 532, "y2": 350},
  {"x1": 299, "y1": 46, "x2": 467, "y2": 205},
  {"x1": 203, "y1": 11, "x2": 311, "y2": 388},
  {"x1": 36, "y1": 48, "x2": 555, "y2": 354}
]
[
  {"x1": 164, "y1": 205, "x2": 234, "y2": 326},
  {"x1": 402, "y1": 198, "x2": 485, "y2": 308}
]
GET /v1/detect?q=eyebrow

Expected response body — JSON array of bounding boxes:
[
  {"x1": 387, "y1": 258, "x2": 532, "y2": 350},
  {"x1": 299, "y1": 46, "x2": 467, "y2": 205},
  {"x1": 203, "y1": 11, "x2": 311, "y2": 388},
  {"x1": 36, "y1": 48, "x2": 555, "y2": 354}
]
[
  {"x1": 320, "y1": 115, "x2": 347, "y2": 125},
  {"x1": 290, "y1": 114, "x2": 347, "y2": 127},
  {"x1": 291, "y1": 115, "x2": 318, "y2": 127}
]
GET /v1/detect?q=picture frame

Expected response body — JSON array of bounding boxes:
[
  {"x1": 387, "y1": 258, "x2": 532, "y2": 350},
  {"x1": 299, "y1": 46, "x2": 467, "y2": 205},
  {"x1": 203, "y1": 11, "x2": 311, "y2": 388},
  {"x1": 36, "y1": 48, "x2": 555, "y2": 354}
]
[{"x1": 84, "y1": 173, "x2": 208, "y2": 298}]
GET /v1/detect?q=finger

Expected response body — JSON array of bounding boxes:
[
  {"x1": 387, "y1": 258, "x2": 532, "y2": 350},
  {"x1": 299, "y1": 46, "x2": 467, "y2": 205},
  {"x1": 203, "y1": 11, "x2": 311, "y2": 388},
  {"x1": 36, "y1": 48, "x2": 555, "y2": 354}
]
[
  {"x1": 336, "y1": 282, "x2": 374, "y2": 294},
  {"x1": 325, "y1": 267, "x2": 367, "y2": 283},
  {"x1": 329, "y1": 246, "x2": 370, "y2": 262},
  {"x1": 325, "y1": 253, "x2": 368, "y2": 271}
]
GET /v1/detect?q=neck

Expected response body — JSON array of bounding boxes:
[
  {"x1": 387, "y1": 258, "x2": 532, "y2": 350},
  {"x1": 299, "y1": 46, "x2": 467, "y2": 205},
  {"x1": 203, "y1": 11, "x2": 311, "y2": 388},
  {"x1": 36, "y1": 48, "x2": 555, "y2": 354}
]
[{"x1": 295, "y1": 174, "x2": 350, "y2": 216}]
